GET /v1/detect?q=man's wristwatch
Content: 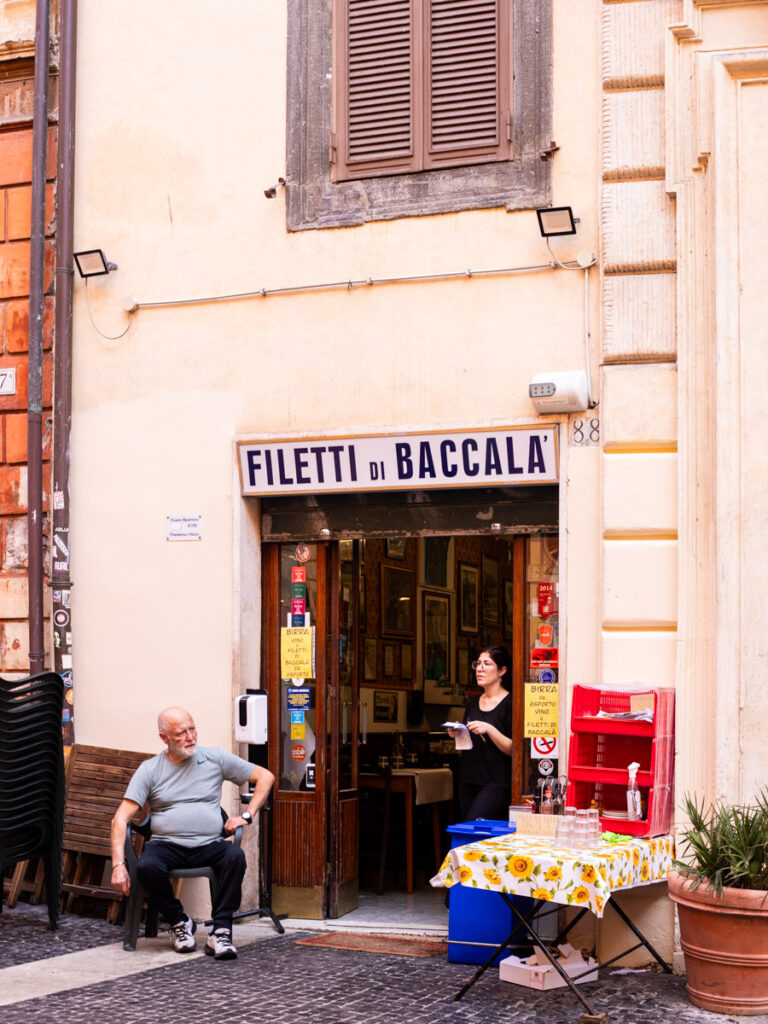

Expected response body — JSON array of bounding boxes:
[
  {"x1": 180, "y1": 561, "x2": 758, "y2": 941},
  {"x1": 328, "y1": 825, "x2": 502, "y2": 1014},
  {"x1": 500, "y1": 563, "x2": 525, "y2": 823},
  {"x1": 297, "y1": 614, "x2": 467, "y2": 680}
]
[{"x1": 241, "y1": 811, "x2": 253, "y2": 824}]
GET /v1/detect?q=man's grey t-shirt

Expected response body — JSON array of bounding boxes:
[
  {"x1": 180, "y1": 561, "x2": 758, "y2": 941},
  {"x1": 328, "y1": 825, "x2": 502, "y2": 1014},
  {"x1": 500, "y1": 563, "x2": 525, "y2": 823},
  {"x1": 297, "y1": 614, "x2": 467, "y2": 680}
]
[{"x1": 124, "y1": 747, "x2": 253, "y2": 847}]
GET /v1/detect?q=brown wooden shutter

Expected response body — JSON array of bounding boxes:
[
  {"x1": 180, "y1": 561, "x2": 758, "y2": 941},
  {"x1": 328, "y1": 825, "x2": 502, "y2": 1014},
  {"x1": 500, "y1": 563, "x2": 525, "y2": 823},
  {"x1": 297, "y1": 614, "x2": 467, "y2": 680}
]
[
  {"x1": 333, "y1": 0, "x2": 419, "y2": 181},
  {"x1": 332, "y1": 0, "x2": 511, "y2": 182},
  {"x1": 424, "y1": 0, "x2": 511, "y2": 168}
]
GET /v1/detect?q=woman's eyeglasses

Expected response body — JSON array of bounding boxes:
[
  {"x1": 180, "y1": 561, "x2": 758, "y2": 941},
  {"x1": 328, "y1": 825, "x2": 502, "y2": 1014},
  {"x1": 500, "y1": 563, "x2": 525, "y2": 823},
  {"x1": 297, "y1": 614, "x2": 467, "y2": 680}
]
[{"x1": 472, "y1": 660, "x2": 496, "y2": 671}]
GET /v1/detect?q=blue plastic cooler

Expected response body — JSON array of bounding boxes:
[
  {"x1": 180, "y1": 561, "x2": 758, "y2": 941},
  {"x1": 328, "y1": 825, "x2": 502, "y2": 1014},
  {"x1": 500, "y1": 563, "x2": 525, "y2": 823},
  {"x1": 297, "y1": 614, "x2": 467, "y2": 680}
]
[{"x1": 446, "y1": 819, "x2": 534, "y2": 965}]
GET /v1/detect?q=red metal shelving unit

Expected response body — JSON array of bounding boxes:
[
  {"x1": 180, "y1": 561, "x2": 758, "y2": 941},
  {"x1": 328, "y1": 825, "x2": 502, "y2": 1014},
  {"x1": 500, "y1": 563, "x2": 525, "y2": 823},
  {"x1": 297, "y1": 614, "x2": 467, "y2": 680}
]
[{"x1": 566, "y1": 684, "x2": 675, "y2": 838}]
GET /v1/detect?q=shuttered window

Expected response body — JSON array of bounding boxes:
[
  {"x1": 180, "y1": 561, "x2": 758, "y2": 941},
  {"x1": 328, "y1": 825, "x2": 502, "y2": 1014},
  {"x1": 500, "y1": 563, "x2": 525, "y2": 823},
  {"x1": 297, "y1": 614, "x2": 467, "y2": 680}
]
[{"x1": 333, "y1": 0, "x2": 511, "y2": 181}]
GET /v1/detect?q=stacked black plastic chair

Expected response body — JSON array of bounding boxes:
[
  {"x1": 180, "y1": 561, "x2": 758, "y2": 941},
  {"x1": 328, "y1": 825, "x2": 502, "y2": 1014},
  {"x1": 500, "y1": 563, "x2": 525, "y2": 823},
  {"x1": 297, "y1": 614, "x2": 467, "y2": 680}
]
[{"x1": 0, "y1": 671, "x2": 65, "y2": 930}]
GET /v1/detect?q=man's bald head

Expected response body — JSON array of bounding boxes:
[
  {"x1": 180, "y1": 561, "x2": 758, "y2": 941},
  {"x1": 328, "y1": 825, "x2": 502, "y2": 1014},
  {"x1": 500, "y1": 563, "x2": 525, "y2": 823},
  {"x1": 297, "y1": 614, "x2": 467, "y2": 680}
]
[{"x1": 157, "y1": 707, "x2": 198, "y2": 763}]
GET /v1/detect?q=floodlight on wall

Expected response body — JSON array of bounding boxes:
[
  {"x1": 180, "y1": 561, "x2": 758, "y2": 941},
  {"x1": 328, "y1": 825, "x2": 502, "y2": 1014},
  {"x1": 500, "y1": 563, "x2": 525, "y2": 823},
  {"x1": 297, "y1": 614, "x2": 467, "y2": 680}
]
[
  {"x1": 536, "y1": 206, "x2": 577, "y2": 238},
  {"x1": 264, "y1": 177, "x2": 286, "y2": 199},
  {"x1": 529, "y1": 205, "x2": 599, "y2": 413},
  {"x1": 73, "y1": 249, "x2": 118, "y2": 278}
]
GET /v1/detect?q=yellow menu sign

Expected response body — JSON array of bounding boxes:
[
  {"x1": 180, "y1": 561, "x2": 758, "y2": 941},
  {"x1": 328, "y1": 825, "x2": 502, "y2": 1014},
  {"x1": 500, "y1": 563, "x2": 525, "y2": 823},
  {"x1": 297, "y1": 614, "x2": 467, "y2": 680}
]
[
  {"x1": 524, "y1": 683, "x2": 559, "y2": 737},
  {"x1": 280, "y1": 626, "x2": 314, "y2": 679}
]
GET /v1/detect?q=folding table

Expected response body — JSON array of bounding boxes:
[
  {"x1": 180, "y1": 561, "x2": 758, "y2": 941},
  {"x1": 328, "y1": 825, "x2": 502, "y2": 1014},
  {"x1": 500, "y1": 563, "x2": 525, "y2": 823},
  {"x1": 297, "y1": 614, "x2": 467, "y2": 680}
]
[{"x1": 431, "y1": 831, "x2": 674, "y2": 1023}]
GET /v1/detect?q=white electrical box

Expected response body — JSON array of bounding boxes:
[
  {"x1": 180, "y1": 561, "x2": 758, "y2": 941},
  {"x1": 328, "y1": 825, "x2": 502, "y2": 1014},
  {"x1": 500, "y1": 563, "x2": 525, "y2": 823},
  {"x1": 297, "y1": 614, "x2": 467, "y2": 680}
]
[
  {"x1": 529, "y1": 370, "x2": 589, "y2": 414},
  {"x1": 235, "y1": 694, "x2": 267, "y2": 744}
]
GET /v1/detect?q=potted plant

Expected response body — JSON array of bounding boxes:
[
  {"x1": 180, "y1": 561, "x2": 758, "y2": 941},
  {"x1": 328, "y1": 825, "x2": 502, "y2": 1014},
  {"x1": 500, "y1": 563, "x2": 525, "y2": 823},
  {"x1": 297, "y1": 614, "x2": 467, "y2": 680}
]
[{"x1": 669, "y1": 791, "x2": 768, "y2": 1015}]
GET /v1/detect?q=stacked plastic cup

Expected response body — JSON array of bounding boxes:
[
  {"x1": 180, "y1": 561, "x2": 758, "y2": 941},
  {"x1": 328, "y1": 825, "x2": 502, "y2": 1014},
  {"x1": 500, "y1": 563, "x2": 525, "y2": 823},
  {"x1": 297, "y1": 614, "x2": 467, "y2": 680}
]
[
  {"x1": 587, "y1": 807, "x2": 601, "y2": 845},
  {"x1": 573, "y1": 809, "x2": 590, "y2": 849},
  {"x1": 554, "y1": 815, "x2": 574, "y2": 847}
]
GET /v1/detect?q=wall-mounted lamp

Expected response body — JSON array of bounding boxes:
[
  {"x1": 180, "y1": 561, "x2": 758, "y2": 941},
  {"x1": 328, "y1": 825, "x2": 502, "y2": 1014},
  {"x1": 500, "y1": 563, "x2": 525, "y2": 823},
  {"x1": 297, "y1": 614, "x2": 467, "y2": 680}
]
[
  {"x1": 530, "y1": 206, "x2": 598, "y2": 413},
  {"x1": 264, "y1": 177, "x2": 286, "y2": 199},
  {"x1": 73, "y1": 249, "x2": 118, "y2": 278},
  {"x1": 536, "y1": 206, "x2": 577, "y2": 238}
]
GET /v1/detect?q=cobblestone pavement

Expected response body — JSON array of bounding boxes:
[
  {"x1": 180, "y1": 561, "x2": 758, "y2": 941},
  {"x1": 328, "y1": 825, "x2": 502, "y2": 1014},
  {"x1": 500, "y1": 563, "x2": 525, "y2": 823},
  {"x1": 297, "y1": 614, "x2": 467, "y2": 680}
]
[
  {"x1": 1, "y1": 905, "x2": 766, "y2": 1024},
  {"x1": 0, "y1": 905, "x2": 122, "y2": 968}
]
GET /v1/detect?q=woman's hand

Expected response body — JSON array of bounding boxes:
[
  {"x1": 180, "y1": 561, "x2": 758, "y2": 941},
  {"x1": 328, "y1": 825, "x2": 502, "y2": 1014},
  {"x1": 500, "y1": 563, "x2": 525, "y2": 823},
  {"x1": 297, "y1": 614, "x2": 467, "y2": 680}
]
[{"x1": 467, "y1": 719, "x2": 513, "y2": 755}]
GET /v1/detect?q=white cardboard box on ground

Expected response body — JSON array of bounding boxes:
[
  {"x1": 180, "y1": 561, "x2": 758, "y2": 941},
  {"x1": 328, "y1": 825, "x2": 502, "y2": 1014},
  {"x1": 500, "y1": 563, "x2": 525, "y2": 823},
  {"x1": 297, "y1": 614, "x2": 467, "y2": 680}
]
[{"x1": 499, "y1": 943, "x2": 599, "y2": 990}]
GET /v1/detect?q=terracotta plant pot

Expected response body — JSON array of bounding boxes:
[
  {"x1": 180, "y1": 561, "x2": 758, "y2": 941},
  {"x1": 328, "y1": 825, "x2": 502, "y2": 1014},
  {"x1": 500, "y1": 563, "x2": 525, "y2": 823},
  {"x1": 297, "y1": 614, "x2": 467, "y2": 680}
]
[{"x1": 669, "y1": 869, "x2": 768, "y2": 1015}]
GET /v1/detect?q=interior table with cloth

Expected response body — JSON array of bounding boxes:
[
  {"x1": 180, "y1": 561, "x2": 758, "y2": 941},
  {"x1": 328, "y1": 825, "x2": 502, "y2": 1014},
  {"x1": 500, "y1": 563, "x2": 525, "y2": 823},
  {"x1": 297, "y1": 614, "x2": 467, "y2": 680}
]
[
  {"x1": 431, "y1": 831, "x2": 674, "y2": 1021},
  {"x1": 359, "y1": 767, "x2": 453, "y2": 893}
]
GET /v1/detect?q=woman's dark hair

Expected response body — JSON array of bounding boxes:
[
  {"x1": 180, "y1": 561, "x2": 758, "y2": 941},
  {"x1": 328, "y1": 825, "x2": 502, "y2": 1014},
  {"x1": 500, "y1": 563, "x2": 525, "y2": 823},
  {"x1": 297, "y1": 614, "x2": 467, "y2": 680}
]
[{"x1": 481, "y1": 645, "x2": 513, "y2": 690}]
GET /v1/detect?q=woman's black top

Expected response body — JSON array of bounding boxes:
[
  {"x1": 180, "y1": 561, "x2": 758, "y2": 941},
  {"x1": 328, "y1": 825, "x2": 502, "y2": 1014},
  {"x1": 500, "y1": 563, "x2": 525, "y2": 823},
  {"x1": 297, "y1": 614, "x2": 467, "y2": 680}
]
[{"x1": 461, "y1": 692, "x2": 513, "y2": 789}]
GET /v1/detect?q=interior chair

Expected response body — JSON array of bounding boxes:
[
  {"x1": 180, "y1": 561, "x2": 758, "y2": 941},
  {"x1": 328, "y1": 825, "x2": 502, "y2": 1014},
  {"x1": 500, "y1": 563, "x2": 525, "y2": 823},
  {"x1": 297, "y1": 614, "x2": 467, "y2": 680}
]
[{"x1": 123, "y1": 808, "x2": 243, "y2": 951}]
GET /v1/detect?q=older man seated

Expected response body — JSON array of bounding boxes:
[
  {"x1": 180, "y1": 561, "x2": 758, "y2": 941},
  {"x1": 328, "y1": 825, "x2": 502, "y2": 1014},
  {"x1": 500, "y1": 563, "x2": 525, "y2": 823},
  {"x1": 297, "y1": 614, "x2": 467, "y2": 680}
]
[{"x1": 111, "y1": 706, "x2": 273, "y2": 959}]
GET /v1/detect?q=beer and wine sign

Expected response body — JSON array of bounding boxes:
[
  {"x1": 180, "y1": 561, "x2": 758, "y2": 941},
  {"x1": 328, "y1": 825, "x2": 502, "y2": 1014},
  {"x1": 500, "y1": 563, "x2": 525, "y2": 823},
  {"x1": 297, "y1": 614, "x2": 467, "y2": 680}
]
[
  {"x1": 526, "y1": 581, "x2": 559, "y2": 769},
  {"x1": 281, "y1": 561, "x2": 315, "y2": 772}
]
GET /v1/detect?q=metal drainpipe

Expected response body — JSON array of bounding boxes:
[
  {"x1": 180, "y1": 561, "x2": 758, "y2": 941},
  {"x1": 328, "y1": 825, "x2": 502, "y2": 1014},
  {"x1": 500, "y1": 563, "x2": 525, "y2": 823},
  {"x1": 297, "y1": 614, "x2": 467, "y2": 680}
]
[
  {"x1": 27, "y1": 0, "x2": 51, "y2": 676},
  {"x1": 52, "y1": 0, "x2": 77, "y2": 741}
]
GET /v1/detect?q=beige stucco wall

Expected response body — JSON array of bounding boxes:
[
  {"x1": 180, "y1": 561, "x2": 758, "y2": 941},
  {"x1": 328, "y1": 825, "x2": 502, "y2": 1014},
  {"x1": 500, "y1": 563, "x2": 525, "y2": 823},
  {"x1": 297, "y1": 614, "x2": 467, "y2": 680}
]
[
  {"x1": 56, "y1": 0, "x2": 768, "y2": 955},
  {"x1": 70, "y1": 0, "x2": 602, "y2": 755}
]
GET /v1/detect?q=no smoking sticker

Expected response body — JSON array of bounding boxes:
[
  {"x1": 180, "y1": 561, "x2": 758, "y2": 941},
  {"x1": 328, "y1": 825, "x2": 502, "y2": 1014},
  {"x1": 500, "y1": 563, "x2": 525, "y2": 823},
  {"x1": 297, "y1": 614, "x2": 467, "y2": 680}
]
[{"x1": 531, "y1": 735, "x2": 559, "y2": 759}]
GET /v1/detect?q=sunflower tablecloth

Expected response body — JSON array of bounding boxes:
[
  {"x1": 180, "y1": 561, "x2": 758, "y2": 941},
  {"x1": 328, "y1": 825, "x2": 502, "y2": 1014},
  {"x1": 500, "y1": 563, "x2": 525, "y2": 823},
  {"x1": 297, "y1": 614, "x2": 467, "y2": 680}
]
[{"x1": 430, "y1": 833, "x2": 674, "y2": 917}]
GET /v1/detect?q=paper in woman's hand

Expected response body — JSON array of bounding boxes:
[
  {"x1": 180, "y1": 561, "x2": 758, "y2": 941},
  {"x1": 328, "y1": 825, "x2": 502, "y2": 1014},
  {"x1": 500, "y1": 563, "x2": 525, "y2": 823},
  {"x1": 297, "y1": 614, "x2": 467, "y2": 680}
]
[{"x1": 441, "y1": 721, "x2": 472, "y2": 750}]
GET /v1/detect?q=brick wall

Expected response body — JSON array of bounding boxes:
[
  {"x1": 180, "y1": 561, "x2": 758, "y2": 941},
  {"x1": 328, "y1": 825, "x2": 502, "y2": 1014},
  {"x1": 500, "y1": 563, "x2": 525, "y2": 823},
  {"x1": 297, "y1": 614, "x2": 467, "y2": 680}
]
[{"x1": 0, "y1": 114, "x2": 56, "y2": 674}]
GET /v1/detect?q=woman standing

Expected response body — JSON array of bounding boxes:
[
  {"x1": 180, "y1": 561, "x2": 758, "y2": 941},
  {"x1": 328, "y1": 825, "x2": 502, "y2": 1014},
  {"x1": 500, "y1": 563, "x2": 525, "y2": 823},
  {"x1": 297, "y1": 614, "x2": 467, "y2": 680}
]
[{"x1": 452, "y1": 645, "x2": 513, "y2": 821}]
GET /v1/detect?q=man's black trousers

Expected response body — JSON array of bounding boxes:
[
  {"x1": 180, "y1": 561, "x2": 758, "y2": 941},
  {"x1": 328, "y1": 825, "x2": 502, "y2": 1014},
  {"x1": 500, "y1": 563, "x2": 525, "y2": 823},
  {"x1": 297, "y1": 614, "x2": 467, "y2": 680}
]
[{"x1": 136, "y1": 838, "x2": 246, "y2": 931}]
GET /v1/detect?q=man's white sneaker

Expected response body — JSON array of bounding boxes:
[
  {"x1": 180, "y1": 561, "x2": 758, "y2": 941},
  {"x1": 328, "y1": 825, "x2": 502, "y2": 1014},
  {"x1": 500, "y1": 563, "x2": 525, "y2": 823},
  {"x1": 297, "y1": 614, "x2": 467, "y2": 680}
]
[
  {"x1": 169, "y1": 915, "x2": 197, "y2": 953},
  {"x1": 205, "y1": 928, "x2": 238, "y2": 960}
]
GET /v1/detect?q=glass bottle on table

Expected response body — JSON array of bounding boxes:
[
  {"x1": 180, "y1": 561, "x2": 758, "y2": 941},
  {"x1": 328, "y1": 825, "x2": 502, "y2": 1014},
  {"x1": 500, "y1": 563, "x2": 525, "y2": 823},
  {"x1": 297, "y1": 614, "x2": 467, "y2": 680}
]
[{"x1": 541, "y1": 784, "x2": 554, "y2": 814}]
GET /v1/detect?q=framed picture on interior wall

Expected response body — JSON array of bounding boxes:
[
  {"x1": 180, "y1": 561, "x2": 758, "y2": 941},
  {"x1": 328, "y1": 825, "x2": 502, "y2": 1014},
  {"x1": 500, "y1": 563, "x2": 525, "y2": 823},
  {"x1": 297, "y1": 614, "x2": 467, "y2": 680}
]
[
  {"x1": 386, "y1": 538, "x2": 406, "y2": 560},
  {"x1": 419, "y1": 537, "x2": 454, "y2": 589},
  {"x1": 373, "y1": 691, "x2": 399, "y2": 724},
  {"x1": 482, "y1": 555, "x2": 499, "y2": 627},
  {"x1": 503, "y1": 580, "x2": 515, "y2": 641},
  {"x1": 458, "y1": 562, "x2": 479, "y2": 633},
  {"x1": 381, "y1": 566, "x2": 414, "y2": 636},
  {"x1": 383, "y1": 643, "x2": 395, "y2": 677},
  {"x1": 364, "y1": 638, "x2": 377, "y2": 682},
  {"x1": 422, "y1": 590, "x2": 452, "y2": 703},
  {"x1": 400, "y1": 642, "x2": 413, "y2": 682}
]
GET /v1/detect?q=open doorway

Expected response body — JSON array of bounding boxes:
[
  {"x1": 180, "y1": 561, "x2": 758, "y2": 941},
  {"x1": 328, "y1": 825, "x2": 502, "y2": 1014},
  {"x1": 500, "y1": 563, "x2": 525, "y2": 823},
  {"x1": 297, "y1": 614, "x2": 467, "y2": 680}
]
[{"x1": 259, "y1": 487, "x2": 559, "y2": 928}]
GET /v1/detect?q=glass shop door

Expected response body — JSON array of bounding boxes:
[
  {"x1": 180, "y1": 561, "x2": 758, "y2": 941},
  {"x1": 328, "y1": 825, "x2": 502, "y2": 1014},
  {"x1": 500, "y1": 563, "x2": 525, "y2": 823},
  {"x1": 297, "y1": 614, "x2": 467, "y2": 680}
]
[{"x1": 262, "y1": 541, "x2": 359, "y2": 920}]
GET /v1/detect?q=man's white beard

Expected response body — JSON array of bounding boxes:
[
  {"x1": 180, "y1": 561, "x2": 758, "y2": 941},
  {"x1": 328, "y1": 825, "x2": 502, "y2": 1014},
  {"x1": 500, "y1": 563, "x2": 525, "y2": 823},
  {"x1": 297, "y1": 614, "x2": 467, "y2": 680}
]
[{"x1": 169, "y1": 742, "x2": 196, "y2": 761}]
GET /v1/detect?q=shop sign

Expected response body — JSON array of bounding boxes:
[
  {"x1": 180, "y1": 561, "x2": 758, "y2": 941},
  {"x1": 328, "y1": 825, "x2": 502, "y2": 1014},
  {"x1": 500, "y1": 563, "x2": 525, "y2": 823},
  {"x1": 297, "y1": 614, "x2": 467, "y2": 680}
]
[
  {"x1": 537, "y1": 582, "x2": 556, "y2": 617},
  {"x1": 238, "y1": 426, "x2": 558, "y2": 496},
  {"x1": 290, "y1": 711, "x2": 306, "y2": 740},
  {"x1": 280, "y1": 626, "x2": 315, "y2": 679},
  {"x1": 286, "y1": 687, "x2": 312, "y2": 710},
  {"x1": 290, "y1": 744, "x2": 306, "y2": 762},
  {"x1": 538, "y1": 623, "x2": 553, "y2": 646},
  {"x1": 531, "y1": 647, "x2": 558, "y2": 669},
  {"x1": 537, "y1": 758, "x2": 555, "y2": 776},
  {"x1": 531, "y1": 735, "x2": 559, "y2": 759},
  {"x1": 524, "y1": 683, "x2": 559, "y2": 737}
]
